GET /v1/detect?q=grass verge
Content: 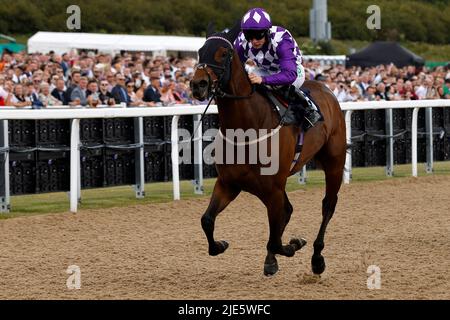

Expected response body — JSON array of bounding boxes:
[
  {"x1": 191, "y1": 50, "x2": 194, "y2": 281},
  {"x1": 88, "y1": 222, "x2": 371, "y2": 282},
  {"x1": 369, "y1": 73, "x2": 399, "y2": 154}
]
[{"x1": 2, "y1": 161, "x2": 449, "y2": 220}]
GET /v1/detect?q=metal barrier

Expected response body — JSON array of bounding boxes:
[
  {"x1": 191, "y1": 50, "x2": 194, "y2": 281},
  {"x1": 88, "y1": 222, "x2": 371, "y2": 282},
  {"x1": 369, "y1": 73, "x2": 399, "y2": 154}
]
[
  {"x1": 341, "y1": 100, "x2": 450, "y2": 183},
  {"x1": 1, "y1": 100, "x2": 449, "y2": 213}
]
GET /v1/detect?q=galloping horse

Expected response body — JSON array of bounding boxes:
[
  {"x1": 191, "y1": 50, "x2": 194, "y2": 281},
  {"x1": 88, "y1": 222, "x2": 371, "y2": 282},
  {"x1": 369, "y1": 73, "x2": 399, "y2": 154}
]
[{"x1": 191, "y1": 23, "x2": 346, "y2": 276}]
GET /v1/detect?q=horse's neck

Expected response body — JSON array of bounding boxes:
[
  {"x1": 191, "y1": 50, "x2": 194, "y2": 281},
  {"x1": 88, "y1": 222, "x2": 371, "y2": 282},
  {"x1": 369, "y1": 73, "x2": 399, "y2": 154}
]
[{"x1": 217, "y1": 52, "x2": 276, "y2": 131}]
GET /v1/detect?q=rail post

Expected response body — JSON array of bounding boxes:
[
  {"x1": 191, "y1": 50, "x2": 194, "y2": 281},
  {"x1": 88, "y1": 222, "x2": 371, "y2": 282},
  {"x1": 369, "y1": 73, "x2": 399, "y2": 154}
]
[
  {"x1": 171, "y1": 115, "x2": 181, "y2": 200},
  {"x1": 425, "y1": 107, "x2": 433, "y2": 174},
  {"x1": 193, "y1": 114, "x2": 204, "y2": 194},
  {"x1": 70, "y1": 119, "x2": 81, "y2": 213},
  {"x1": 385, "y1": 108, "x2": 394, "y2": 177},
  {"x1": 411, "y1": 108, "x2": 419, "y2": 177},
  {"x1": 344, "y1": 110, "x2": 353, "y2": 184},
  {"x1": 0, "y1": 120, "x2": 10, "y2": 213},
  {"x1": 298, "y1": 166, "x2": 307, "y2": 184},
  {"x1": 134, "y1": 117, "x2": 145, "y2": 198}
]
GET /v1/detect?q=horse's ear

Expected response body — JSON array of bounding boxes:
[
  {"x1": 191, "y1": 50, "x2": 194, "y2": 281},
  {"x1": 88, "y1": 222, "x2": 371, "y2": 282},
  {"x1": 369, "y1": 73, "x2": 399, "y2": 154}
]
[
  {"x1": 225, "y1": 20, "x2": 241, "y2": 43},
  {"x1": 206, "y1": 21, "x2": 215, "y2": 38}
]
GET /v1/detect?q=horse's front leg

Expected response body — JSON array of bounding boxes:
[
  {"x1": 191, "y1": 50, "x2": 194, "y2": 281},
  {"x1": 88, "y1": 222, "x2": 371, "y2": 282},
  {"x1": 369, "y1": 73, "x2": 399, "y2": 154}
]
[
  {"x1": 262, "y1": 189, "x2": 307, "y2": 276},
  {"x1": 201, "y1": 178, "x2": 241, "y2": 256}
]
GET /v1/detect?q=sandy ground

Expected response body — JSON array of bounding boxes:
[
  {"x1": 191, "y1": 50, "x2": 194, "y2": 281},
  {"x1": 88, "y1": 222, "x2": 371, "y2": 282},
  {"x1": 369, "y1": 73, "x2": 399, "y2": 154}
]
[{"x1": 0, "y1": 175, "x2": 449, "y2": 300}]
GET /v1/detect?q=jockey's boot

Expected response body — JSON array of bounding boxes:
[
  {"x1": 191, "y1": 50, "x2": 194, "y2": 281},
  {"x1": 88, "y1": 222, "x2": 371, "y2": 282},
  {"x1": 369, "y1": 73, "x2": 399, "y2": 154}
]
[{"x1": 287, "y1": 86, "x2": 323, "y2": 132}]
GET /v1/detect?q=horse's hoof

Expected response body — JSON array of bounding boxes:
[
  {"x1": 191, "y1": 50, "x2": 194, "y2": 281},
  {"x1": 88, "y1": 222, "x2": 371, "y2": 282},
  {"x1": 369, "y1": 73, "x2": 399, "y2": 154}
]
[
  {"x1": 219, "y1": 240, "x2": 229, "y2": 252},
  {"x1": 209, "y1": 240, "x2": 229, "y2": 256},
  {"x1": 289, "y1": 238, "x2": 307, "y2": 251},
  {"x1": 311, "y1": 255, "x2": 326, "y2": 275},
  {"x1": 264, "y1": 262, "x2": 279, "y2": 276}
]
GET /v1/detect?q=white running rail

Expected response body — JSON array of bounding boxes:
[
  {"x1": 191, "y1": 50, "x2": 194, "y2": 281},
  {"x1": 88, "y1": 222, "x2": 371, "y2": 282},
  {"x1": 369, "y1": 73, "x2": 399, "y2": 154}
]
[{"x1": 0, "y1": 99, "x2": 449, "y2": 212}]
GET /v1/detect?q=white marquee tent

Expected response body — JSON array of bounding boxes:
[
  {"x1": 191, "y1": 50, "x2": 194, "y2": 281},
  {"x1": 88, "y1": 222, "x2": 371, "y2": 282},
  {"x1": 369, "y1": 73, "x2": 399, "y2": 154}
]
[
  {"x1": 27, "y1": 32, "x2": 206, "y2": 56},
  {"x1": 27, "y1": 32, "x2": 348, "y2": 65}
]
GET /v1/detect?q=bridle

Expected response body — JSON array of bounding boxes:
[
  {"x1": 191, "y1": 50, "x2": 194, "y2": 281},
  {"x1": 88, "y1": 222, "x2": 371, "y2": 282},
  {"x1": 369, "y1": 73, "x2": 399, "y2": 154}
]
[
  {"x1": 190, "y1": 35, "x2": 256, "y2": 142},
  {"x1": 196, "y1": 36, "x2": 255, "y2": 100}
]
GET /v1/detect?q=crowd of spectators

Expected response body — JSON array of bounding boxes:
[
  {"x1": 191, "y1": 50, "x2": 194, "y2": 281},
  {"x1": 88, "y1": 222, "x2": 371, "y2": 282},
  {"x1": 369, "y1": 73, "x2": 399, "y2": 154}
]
[
  {"x1": 0, "y1": 49, "x2": 449, "y2": 109},
  {"x1": 0, "y1": 49, "x2": 197, "y2": 108},
  {"x1": 304, "y1": 61, "x2": 450, "y2": 102}
]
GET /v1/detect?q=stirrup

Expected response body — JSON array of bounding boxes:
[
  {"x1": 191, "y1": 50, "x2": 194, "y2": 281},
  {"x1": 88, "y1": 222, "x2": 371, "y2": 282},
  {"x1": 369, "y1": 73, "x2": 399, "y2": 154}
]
[
  {"x1": 302, "y1": 108, "x2": 322, "y2": 131},
  {"x1": 294, "y1": 89, "x2": 322, "y2": 131}
]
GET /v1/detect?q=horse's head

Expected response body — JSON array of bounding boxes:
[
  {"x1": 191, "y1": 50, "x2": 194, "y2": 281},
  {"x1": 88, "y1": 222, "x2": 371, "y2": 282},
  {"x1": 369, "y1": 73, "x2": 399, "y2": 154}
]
[{"x1": 191, "y1": 22, "x2": 241, "y2": 101}]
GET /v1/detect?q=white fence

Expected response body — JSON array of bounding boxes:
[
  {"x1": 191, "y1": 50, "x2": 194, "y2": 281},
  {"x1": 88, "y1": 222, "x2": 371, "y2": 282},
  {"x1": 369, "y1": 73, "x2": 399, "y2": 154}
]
[{"x1": 1, "y1": 99, "x2": 449, "y2": 213}]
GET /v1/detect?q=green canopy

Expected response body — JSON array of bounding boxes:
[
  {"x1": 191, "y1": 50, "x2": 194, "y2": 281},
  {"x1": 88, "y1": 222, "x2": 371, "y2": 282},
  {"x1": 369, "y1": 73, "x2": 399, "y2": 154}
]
[
  {"x1": 425, "y1": 61, "x2": 449, "y2": 69},
  {"x1": 0, "y1": 42, "x2": 26, "y2": 55}
]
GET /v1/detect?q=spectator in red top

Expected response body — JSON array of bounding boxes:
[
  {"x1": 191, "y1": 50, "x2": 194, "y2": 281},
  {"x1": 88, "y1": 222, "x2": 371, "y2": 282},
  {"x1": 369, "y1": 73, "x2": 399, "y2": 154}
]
[{"x1": 401, "y1": 81, "x2": 419, "y2": 100}]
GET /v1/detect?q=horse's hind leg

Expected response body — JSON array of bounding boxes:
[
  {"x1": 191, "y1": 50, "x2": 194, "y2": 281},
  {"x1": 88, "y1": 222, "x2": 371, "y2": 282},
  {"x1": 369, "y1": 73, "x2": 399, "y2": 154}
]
[
  {"x1": 201, "y1": 178, "x2": 240, "y2": 256},
  {"x1": 311, "y1": 156, "x2": 344, "y2": 275}
]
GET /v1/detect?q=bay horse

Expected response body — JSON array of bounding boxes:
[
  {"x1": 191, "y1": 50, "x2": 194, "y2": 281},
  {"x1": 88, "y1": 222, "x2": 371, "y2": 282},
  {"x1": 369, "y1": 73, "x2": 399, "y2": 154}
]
[{"x1": 191, "y1": 23, "x2": 346, "y2": 276}]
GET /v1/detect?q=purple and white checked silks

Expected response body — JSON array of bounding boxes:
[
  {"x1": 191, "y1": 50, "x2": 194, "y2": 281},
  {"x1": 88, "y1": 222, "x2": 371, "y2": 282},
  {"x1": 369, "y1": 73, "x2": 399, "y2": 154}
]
[{"x1": 234, "y1": 26, "x2": 304, "y2": 87}]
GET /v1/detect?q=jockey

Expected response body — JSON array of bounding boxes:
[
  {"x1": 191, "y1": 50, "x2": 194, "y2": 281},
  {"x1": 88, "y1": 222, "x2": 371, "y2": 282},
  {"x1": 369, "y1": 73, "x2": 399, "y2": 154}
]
[{"x1": 234, "y1": 7, "x2": 322, "y2": 131}]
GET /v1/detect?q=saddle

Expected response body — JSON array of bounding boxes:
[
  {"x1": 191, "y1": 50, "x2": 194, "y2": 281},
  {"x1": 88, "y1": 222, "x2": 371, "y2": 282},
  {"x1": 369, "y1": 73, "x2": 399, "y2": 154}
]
[{"x1": 256, "y1": 85, "x2": 322, "y2": 129}]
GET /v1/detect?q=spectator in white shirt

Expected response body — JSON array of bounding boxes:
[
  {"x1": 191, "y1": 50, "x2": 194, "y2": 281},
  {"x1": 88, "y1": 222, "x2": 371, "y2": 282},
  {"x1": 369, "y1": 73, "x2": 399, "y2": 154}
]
[{"x1": 334, "y1": 82, "x2": 349, "y2": 103}]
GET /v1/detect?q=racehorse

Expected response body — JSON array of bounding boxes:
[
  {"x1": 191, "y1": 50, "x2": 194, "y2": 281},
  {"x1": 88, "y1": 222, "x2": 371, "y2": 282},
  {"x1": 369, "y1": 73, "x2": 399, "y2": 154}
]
[{"x1": 190, "y1": 22, "x2": 346, "y2": 276}]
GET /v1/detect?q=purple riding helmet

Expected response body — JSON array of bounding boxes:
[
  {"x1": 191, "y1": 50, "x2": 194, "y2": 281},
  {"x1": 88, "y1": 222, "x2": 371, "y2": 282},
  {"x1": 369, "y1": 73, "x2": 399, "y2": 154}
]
[{"x1": 241, "y1": 7, "x2": 272, "y2": 30}]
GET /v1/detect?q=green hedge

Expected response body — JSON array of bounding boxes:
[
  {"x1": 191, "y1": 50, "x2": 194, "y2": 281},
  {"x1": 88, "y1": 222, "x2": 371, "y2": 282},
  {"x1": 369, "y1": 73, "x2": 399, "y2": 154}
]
[{"x1": 0, "y1": 0, "x2": 449, "y2": 44}]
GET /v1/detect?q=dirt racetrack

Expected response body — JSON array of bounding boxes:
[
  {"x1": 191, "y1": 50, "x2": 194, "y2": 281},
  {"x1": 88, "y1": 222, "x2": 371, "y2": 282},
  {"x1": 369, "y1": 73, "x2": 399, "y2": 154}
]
[{"x1": 0, "y1": 175, "x2": 449, "y2": 300}]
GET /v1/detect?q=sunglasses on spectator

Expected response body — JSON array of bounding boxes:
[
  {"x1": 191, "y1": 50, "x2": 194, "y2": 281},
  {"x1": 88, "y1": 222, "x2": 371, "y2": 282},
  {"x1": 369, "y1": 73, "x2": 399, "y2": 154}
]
[
  {"x1": 101, "y1": 83, "x2": 108, "y2": 86},
  {"x1": 243, "y1": 30, "x2": 268, "y2": 41},
  {"x1": 127, "y1": 84, "x2": 135, "y2": 88}
]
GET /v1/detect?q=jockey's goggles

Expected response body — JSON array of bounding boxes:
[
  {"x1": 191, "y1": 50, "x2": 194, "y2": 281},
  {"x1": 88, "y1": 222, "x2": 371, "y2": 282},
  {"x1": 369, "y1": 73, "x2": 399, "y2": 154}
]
[{"x1": 243, "y1": 29, "x2": 268, "y2": 41}]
